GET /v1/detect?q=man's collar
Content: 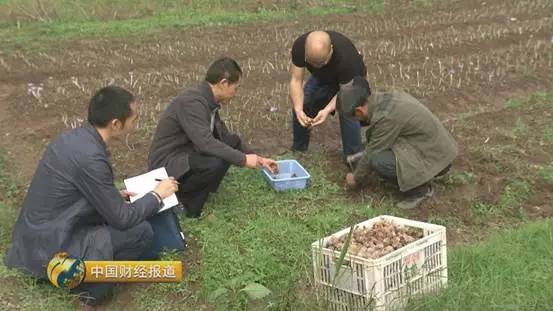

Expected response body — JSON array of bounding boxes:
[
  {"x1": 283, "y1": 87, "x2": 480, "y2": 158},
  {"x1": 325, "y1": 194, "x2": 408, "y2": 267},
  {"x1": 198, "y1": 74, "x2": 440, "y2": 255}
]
[
  {"x1": 366, "y1": 92, "x2": 379, "y2": 116},
  {"x1": 85, "y1": 123, "x2": 106, "y2": 148},
  {"x1": 200, "y1": 81, "x2": 220, "y2": 111}
]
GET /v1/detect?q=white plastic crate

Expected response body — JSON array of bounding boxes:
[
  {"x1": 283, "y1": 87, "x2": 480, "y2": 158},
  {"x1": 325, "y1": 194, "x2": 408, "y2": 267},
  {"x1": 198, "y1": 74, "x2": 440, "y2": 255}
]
[{"x1": 311, "y1": 215, "x2": 447, "y2": 310}]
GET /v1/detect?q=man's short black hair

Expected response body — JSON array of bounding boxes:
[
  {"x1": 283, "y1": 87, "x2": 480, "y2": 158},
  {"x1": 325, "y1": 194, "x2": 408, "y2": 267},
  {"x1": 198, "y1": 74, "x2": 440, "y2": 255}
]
[
  {"x1": 88, "y1": 86, "x2": 135, "y2": 127},
  {"x1": 205, "y1": 57, "x2": 242, "y2": 84},
  {"x1": 337, "y1": 76, "x2": 371, "y2": 117}
]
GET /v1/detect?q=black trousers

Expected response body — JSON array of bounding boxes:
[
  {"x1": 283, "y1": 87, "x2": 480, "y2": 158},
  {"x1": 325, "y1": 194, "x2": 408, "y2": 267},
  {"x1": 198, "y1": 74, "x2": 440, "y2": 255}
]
[
  {"x1": 370, "y1": 150, "x2": 451, "y2": 195},
  {"x1": 71, "y1": 221, "x2": 154, "y2": 306},
  {"x1": 176, "y1": 135, "x2": 241, "y2": 218}
]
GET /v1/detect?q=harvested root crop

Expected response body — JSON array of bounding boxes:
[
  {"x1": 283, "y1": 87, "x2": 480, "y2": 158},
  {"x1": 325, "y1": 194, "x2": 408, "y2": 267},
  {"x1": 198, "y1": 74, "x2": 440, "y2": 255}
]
[{"x1": 326, "y1": 221, "x2": 423, "y2": 259}]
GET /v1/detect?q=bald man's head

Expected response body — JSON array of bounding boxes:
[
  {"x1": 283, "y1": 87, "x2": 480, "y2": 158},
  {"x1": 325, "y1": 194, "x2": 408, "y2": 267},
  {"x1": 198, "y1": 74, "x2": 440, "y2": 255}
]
[{"x1": 305, "y1": 31, "x2": 333, "y2": 68}]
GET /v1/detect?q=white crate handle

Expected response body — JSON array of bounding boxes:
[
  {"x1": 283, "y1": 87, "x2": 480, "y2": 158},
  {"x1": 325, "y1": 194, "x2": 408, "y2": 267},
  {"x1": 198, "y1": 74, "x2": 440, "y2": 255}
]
[{"x1": 338, "y1": 259, "x2": 351, "y2": 267}]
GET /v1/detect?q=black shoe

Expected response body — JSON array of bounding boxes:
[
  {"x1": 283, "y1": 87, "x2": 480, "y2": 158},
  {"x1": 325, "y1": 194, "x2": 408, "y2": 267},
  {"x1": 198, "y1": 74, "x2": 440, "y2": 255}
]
[
  {"x1": 397, "y1": 184, "x2": 434, "y2": 210},
  {"x1": 173, "y1": 203, "x2": 186, "y2": 217},
  {"x1": 290, "y1": 143, "x2": 308, "y2": 153},
  {"x1": 174, "y1": 203, "x2": 201, "y2": 218},
  {"x1": 183, "y1": 204, "x2": 202, "y2": 218}
]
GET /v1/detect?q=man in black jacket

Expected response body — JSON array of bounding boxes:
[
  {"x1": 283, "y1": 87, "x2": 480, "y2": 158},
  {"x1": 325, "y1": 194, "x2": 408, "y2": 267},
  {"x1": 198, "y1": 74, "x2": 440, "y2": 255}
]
[
  {"x1": 5, "y1": 86, "x2": 179, "y2": 309},
  {"x1": 148, "y1": 57, "x2": 276, "y2": 218}
]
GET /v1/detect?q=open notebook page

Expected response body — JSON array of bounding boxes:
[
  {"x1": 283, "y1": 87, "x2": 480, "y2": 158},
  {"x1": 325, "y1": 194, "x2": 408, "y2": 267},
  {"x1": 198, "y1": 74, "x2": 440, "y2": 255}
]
[{"x1": 123, "y1": 167, "x2": 179, "y2": 213}]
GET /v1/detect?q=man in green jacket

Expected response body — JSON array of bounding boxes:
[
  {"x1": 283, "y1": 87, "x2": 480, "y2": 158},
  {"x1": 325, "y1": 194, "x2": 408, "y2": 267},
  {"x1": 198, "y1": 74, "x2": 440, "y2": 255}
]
[{"x1": 338, "y1": 77, "x2": 458, "y2": 209}]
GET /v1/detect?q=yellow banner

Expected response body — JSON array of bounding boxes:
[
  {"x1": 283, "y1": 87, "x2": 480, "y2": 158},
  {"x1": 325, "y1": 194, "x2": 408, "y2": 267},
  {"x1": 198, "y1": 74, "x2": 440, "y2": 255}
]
[{"x1": 83, "y1": 261, "x2": 182, "y2": 283}]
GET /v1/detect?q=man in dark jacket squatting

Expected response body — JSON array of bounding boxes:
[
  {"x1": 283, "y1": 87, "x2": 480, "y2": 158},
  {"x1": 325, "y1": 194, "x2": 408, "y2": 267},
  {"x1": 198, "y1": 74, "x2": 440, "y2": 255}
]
[
  {"x1": 4, "y1": 86, "x2": 179, "y2": 310},
  {"x1": 148, "y1": 57, "x2": 277, "y2": 218},
  {"x1": 338, "y1": 77, "x2": 458, "y2": 209}
]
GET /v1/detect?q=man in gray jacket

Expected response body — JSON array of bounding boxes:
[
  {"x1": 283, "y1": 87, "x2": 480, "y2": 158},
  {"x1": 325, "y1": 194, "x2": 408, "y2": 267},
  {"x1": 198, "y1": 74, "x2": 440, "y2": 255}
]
[
  {"x1": 4, "y1": 86, "x2": 179, "y2": 309},
  {"x1": 339, "y1": 77, "x2": 458, "y2": 209},
  {"x1": 148, "y1": 57, "x2": 276, "y2": 218}
]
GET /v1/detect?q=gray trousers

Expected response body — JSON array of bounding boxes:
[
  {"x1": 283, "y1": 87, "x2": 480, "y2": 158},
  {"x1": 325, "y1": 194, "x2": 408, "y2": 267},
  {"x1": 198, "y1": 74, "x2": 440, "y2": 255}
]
[
  {"x1": 71, "y1": 221, "x2": 154, "y2": 306},
  {"x1": 370, "y1": 150, "x2": 450, "y2": 195}
]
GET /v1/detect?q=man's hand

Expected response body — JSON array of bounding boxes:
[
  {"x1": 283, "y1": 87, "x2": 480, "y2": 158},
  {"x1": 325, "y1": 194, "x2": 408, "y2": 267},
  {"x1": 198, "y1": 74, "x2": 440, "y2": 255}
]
[
  {"x1": 244, "y1": 154, "x2": 260, "y2": 169},
  {"x1": 295, "y1": 109, "x2": 313, "y2": 128},
  {"x1": 259, "y1": 157, "x2": 279, "y2": 174},
  {"x1": 311, "y1": 108, "x2": 331, "y2": 127},
  {"x1": 345, "y1": 173, "x2": 357, "y2": 188},
  {"x1": 120, "y1": 190, "x2": 137, "y2": 202},
  {"x1": 154, "y1": 177, "x2": 179, "y2": 199}
]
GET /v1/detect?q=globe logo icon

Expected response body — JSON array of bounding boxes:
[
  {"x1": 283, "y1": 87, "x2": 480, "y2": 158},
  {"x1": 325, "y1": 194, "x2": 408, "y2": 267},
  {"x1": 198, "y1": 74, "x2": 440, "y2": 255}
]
[{"x1": 47, "y1": 252, "x2": 86, "y2": 289}]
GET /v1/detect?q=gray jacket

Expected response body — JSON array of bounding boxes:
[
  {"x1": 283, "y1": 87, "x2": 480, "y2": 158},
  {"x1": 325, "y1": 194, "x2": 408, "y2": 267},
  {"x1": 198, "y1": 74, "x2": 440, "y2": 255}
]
[
  {"x1": 4, "y1": 125, "x2": 160, "y2": 278},
  {"x1": 148, "y1": 82, "x2": 252, "y2": 178}
]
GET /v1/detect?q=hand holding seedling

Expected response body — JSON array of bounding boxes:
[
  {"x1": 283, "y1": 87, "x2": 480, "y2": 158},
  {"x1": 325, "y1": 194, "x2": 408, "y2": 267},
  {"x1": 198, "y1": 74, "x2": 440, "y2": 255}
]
[
  {"x1": 259, "y1": 157, "x2": 279, "y2": 174},
  {"x1": 295, "y1": 110, "x2": 313, "y2": 128},
  {"x1": 345, "y1": 173, "x2": 357, "y2": 187},
  {"x1": 311, "y1": 108, "x2": 331, "y2": 127}
]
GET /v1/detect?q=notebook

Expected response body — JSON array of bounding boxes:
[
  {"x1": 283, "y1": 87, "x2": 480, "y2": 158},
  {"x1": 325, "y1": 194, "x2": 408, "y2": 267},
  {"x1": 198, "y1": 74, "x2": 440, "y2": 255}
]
[{"x1": 123, "y1": 167, "x2": 179, "y2": 213}]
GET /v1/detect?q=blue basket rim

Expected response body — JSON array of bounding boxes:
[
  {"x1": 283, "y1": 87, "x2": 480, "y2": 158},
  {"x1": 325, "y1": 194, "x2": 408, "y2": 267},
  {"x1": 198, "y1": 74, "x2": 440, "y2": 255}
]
[{"x1": 261, "y1": 159, "x2": 311, "y2": 181}]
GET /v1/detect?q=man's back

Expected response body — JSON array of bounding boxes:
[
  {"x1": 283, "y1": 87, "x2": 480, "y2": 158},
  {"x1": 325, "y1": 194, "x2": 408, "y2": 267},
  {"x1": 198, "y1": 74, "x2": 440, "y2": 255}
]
[
  {"x1": 147, "y1": 84, "x2": 207, "y2": 177},
  {"x1": 5, "y1": 126, "x2": 108, "y2": 277},
  {"x1": 6, "y1": 125, "x2": 159, "y2": 278},
  {"x1": 27, "y1": 127, "x2": 108, "y2": 216},
  {"x1": 366, "y1": 90, "x2": 458, "y2": 191}
]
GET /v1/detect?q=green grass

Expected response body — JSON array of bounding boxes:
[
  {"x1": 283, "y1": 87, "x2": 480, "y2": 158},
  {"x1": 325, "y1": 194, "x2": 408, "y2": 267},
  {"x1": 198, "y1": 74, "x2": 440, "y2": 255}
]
[
  {"x1": 498, "y1": 180, "x2": 531, "y2": 210},
  {"x1": 0, "y1": 148, "x2": 550, "y2": 310},
  {"x1": 426, "y1": 215, "x2": 461, "y2": 227},
  {"x1": 537, "y1": 165, "x2": 553, "y2": 183},
  {"x1": 512, "y1": 118, "x2": 529, "y2": 137},
  {"x1": 0, "y1": 150, "x2": 394, "y2": 310},
  {"x1": 0, "y1": 152, "x2": 18, "y2": 249},
  {"x1": 2, "y1": 0, "x2": 380, "y2": 23},
  {"x1": 467, "y1": 91, "x2": 551, "y2": 217},
  {"x1": 505, "y1": 92, "x2": 553, "y2": 110},
  {"x1": 134, "y1": 158, "x2": 396, "y2": 310},
  {"x1": 0, "y1": 0, "x2": 384, "y2": 52},
  {"x1": 442, "y1": 170, "x2": 476, "y2": 186},
  {"x1": 472, "y1": 179, "x2": 532, "y2": 217},
  {"x1": 408, "y1": 220, "x2": 553, "y2": 310},
  {"x1": 504, "y1": 98, "x2": 523, "y2": 108},
  {"x1": 413, "y1": 0, "x2": 434, "y2": 7},
  {"x1": 543, "y1": 125, "x2": 553, "y2": 141}
]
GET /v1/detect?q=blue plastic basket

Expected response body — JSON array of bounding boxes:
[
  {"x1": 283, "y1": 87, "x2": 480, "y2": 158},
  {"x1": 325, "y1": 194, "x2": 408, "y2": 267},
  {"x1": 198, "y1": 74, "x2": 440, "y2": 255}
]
[{"x1": 262, "y1": 160, "x2": 310, "y2": 191}]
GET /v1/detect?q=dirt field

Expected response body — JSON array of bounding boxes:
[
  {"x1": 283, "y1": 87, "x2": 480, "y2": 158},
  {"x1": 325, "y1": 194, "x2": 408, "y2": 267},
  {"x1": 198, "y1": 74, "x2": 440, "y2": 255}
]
[
  {"x1": 0, "y1": 1, "x2": 552, "y2": 308},
  {"x1": 1, "y1": 0, "x2": 551, "y2": 232}
]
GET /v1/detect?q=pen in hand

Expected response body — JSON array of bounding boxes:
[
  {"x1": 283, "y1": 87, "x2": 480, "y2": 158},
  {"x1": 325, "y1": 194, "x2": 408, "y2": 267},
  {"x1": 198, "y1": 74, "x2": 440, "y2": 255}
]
[{"x1": 155, "y1": 178, "x2": 179, "y2": 184}]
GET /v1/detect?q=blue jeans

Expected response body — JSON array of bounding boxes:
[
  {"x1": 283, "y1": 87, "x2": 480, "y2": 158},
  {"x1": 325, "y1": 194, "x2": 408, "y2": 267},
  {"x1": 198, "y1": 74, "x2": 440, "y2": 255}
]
[{"x1": 291, "y1": 77, "x2": 362, "y2": 156}]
